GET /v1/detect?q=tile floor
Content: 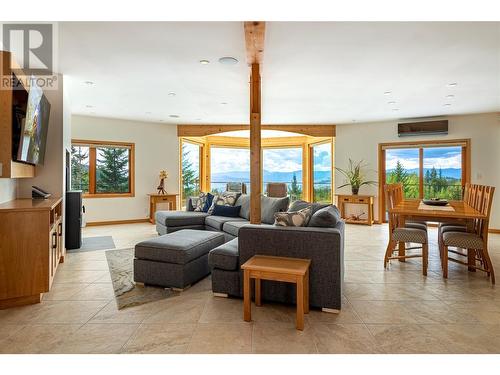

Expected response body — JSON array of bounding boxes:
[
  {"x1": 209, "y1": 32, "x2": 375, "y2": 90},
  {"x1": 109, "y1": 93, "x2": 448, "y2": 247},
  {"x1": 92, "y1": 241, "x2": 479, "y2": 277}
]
[{"x1": 1, "y1": 222, "x2": 500, "y2": 354}]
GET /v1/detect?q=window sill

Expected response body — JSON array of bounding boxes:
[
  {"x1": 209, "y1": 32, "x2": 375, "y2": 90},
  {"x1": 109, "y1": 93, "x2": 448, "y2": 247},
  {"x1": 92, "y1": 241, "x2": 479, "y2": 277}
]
[{"x1": 83, "y1": 193, "x2": 135, "y2": 199}]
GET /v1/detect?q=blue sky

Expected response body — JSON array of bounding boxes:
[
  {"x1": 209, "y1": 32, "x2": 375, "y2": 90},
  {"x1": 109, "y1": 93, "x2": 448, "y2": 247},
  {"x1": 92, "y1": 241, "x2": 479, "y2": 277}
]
[{"x1": 386, "y1": 146, "x2": 462, "y2": 170}]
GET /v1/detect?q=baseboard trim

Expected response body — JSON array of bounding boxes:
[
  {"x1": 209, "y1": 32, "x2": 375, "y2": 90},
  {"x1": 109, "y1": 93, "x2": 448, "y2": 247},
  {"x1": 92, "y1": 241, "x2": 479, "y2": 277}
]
[{"x1": 86, "y1": 218, "x2": 150, "y2": 226}]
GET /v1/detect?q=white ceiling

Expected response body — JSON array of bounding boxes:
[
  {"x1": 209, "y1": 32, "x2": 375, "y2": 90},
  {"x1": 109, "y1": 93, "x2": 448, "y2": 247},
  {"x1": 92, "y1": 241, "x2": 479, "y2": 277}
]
[{"x1": 59, "y1": 22, "x2": 500, "y2": 125}]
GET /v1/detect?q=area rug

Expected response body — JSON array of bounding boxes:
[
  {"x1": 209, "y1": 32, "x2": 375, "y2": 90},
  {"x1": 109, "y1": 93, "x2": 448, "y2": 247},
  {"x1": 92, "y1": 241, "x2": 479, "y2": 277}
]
[
  {"x1": 68, "y1": 236, "x2": 116, "y2": 252},
  {"x1": 105, "y1": 248, "x2": 178, "y2": 309}
]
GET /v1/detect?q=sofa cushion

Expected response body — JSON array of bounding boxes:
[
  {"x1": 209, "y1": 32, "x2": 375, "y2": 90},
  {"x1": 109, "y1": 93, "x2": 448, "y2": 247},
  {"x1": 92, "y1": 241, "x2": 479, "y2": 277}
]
[
  {"x1": 208, "y1": 191, "x2": 241, "y2": 214},
  {"x1": 235, "y1": 194, "x2": 251, "y2": 220},
  {"x1": 135, "y1": 229, "x2": 225, "y2": 265},
  {"x1": 222, "y1": 220, "x2": 250, "y2": 237},
  {"x1": 288, "y1": 200, "x2": 329, "y2": 214},
  {"x1": 212, "y1": 204, "x2": 241, "y2": 217},
  {"x1": 308, "y1": 205, "x2": 340, "y2": 228},
  {"x1": 261, "y1": 196, "x2": 290, "y2": 224},
  {"x1": 155, "y1": 211, "x2": 209, "y2": 227},
  {"x1": 205, "y1": 215, "x2": 247, "y2": 231},
  {"x1": 274, "y1": 206, "x2": 312, "y2": 227},
  {"x1": 208, "y1": 238, "x2": 239, "y2": 271}
]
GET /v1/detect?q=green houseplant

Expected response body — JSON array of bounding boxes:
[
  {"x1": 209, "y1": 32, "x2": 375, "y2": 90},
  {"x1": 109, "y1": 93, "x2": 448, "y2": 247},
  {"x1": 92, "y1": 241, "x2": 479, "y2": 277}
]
[{"x1": 335, "y1": 159, "x2": 377, "y2": 195}]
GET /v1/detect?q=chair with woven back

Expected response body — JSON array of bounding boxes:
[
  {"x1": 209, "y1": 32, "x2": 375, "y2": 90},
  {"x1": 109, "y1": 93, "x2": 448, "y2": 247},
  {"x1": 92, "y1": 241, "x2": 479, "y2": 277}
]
[
  {"x1": 383, "y1": 183, "x2": 429, "y2": 275},
  {"x1": 441, "y1": 185, "x2": 495, "y2": 283},
  {"x1": 266, "y1": 182, "x2": 288, "y2": 198}
]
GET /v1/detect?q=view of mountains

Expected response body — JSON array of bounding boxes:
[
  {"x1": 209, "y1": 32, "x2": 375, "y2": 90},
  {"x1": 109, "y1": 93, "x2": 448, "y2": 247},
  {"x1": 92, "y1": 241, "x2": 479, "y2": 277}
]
[
  {"x1": 211, "y1": 170, "x2": 332, "y2": 184},
  {"x1": 387, "y1": 168, "x2": 462, "y2": 179}
]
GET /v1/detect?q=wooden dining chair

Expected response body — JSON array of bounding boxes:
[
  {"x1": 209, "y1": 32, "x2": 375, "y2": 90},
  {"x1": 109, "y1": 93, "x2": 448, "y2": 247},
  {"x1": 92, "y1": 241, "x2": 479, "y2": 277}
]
[
  {"x1": 383, "y1": 184, "x2": 429, "y2": 275},
  {"x1": 437, "y1": 183, "x2": 475, "y2": 257},
  {"x1": 441, "y1": 185, "x2": 495, "y2": 283}
]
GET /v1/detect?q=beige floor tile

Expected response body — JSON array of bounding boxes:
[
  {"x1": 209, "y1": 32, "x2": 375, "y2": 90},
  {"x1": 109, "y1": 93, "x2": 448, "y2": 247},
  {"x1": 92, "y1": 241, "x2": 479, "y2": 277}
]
[
  {"x1": 62, "y1": 260, "x2": 110, "y2": 271},
  {"x1": 121, "y1": 323, "x2": 196, "y2": 354},
  {"x1": 252, "y1": 322, "x2": 318, "y2": 353},
  {"x1": 431, "y1": 324, "x2": 500, "y2": 353},
  {"x1": 53, "y1": 269, "x2": 108, "y2": 284},
  {"x1": 305, "y1": 303, "x2": 362, "y2": 324},
  {"x1": 89, "y1": 300, "x2": 159, "y2": 324},
  {"x1": 42, "y1": 283, "x2": 90, "y2": 301},
  {"x1": 69, "y1": 282, "x2": 115, "y2": 301},
  {"x1": 50, "y1": 323, "x2": 139, "y2": 354},
  {"x1": 350, "y1": 300, "x2": 420, "y2": 324},
  {"x1": 367, "y1": 324, "x2": 452, "y2": 354},
  {"x1": 187, "y1": 322, "x2": 252, "y2": 354},
  {"x1": 311, "y1": 323, "x2": 381, "y2": 353},
  {"x1": 143, "y1": 294, "x2": 208, "y2": 324},
  {"x1": 345, "y1": 282, "x2": 440, "y2": 301},
  {"x1": 0, "y1": 324, "x2": 81, "y2": 354}
]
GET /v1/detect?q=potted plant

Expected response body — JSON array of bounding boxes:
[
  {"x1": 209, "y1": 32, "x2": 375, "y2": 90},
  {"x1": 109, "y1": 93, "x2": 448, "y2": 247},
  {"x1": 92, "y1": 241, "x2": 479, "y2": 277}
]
[{"x1": 335, "y1": 159, "x2": 377, "y2": 195}]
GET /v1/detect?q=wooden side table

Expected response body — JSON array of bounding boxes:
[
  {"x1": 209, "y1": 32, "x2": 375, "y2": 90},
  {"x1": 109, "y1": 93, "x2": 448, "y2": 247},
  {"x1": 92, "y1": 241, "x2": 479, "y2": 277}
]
[
  {"x1": 335, "y1": 194, "x2": 375, "y2": 225},
  {"x1": 241, "y1": 255, "x2": 311, "y2": 330},
  {"x1": 148, "y1": 194, "x2": 179, "y2": 224}
]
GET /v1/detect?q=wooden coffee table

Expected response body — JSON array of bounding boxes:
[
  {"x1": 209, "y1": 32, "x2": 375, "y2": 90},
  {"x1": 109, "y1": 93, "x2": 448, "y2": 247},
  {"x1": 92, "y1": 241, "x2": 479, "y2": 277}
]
[{"x1": 241, "y1": 255, "x2": 311, "y2": 330}]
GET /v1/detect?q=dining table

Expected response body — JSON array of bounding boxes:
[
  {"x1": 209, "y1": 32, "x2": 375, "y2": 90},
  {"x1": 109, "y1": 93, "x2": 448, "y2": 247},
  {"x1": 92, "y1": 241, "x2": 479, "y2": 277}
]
[{"x1": 389, "y1": 199, "x2": 487, "y2": 270}]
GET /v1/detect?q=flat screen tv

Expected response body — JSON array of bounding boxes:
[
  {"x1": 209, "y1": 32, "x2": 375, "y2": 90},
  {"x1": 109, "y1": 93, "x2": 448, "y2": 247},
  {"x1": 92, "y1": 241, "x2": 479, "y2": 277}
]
[{"x1": 12, "y1": 77, "x2": 51, "y2": 165}]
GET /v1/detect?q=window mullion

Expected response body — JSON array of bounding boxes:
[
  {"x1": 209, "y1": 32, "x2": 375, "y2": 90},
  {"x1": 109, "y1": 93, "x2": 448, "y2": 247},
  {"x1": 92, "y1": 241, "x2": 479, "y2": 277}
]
[
  {"x1": 419, "y1": 147, "x2": 424, "y2": 199},
  {"x1": 89, "y1": 147, "x2": 97, "y2": 194}
]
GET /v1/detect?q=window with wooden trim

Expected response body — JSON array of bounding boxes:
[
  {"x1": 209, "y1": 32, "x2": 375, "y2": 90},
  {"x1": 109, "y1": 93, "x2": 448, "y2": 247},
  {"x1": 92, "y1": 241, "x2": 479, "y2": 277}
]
[
  {"x1": 71, "y1": 140, "x2": 135, "y2": 198},
  {"x1": 379, "y1": 139, "x2": 470, "y2": 221}
]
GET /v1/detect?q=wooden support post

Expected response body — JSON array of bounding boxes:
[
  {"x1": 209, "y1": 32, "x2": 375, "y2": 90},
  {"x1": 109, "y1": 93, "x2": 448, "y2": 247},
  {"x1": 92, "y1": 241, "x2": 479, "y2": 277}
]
[{"x1": 249, "y1": 63, "x2": 262, "y2": 224}]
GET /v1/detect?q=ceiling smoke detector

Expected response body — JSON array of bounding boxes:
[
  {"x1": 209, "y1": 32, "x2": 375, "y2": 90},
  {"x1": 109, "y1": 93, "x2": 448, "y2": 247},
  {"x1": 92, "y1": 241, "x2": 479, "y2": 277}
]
[{"x1": 218, "y1": 57, "x2": 239, "y2": 65}]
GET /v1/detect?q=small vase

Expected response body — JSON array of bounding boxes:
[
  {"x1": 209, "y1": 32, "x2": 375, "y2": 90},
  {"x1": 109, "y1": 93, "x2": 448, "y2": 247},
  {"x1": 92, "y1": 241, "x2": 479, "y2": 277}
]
[{"x1": 351, "y1": 187, "x2": 359, "y2": 195}]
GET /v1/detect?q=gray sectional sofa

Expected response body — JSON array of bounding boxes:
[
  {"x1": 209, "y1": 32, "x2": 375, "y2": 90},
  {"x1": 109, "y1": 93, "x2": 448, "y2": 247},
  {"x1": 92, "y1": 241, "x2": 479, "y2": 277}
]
[{"x1": 154, "y1": 194, "x2": 345, "y2": 311}]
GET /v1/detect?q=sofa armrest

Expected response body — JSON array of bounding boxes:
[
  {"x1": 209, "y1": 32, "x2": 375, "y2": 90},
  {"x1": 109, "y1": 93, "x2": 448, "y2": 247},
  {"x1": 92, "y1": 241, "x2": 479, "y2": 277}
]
[{"x1": 238, "y1": 223, "x2": 344, "y2": 309}]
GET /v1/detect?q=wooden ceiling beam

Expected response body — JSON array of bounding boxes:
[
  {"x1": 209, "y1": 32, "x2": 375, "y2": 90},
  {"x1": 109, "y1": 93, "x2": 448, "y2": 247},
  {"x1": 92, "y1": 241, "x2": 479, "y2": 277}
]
[
  {"x1": 244, "y1": 21, "x2": 265, "y2": 65},
  {"x1": 177, "y1": 124, "x2": 336, "y2": 138}
]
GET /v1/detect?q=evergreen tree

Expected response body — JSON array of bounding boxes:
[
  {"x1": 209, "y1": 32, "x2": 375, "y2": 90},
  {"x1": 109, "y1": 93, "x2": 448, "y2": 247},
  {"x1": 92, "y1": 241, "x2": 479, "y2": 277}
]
[
  {"x1": 181, "y1": 144, "x2": 199, "y2": 198},
  {"x1": 70, "y1": 146, "x2": 89, "y2": 191},
  {"x1": 96, "y1": 147, "x2": 129, "y2": 193},
  {"x1": 288, "y1": 173, "x2": 302, "y2": 201}
]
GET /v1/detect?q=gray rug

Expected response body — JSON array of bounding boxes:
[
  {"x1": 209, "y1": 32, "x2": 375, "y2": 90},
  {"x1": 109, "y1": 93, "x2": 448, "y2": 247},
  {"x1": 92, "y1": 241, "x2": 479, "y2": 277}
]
[
  {"x1": 105, "y1": 248, "x2": 178, "y2": 310},
  {"x1": 69, "y1": 236, "x2": 116, "y2": 252}
]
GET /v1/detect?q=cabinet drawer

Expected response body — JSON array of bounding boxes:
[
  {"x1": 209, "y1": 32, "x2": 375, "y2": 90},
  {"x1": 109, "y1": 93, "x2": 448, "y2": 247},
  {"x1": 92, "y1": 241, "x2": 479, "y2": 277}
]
[{"x1": 340, "y1": 197, "x2": 352, "y2": 203}]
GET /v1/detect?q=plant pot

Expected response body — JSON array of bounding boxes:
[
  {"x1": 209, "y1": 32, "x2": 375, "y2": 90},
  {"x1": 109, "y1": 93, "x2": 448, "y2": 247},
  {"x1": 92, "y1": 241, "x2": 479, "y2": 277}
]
[{"x1": 351, "y1": 187, "x2": 359, "y2": 195}]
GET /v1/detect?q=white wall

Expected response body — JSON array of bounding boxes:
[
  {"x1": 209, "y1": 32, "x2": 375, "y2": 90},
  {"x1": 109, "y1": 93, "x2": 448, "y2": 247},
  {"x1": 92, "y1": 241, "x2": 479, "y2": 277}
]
[
  {"x1": 0, "y1": 179, "x2": 17, "y2": 204},
  {"x1": 335, "y1": 112, "x2": 500, "y2": 229},
  {"x1": 71, "y1": 115, "x2": 179, "y2": 223}
]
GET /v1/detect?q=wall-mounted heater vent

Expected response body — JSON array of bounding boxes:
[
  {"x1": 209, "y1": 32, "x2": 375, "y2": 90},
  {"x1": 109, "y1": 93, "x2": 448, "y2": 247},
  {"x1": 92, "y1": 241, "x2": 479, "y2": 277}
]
[{"x1": 398, "y1": 120, "x2": 448, "y2": 137}]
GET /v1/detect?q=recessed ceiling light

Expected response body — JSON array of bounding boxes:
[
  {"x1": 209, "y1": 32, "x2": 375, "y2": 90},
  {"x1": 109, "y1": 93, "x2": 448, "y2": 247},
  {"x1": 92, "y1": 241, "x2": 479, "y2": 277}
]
[
  {"x1": 168, "y1": 92, "x2": 176, "y2": 97},
  {"x1": 84, "y1": 81, "x2": 94, "y2": 85},
  {"x1": 220, "y1": 102, "x2": 228, "y2": 105},
  {"x1": 446, "y1": 94, "x2": 455, "y2": 99},
  {"x1": 199, "y1": 59, "x2": 210, "y2": 65},
  {"x1": 145, "y1": 111, "x2": 152, "y2": 114},
  {"x1": 169, "y1": 114, "x2": 180, "y2": 118},
  {"x1": 392, "y1": 108, "x2": 399, "y2": 111},
  {"x1": 85, "y1": 105, "x2": 93, "y2": 108},
  {"x1": 195, "y1": 118, "x2": 202, "y2": 121},
  {"x1": 444, "y1": 103, "x2": 452, "y2": 106},
  {"x1": 387, "y1": 101, "x2": 397, "y2": 105},
  {"x1": 447, "y1": 83, "x2": 458, "y2": 87},
  {"x1": 384, "y1": 91, "x2": 392, "y2": 95},
  {"x1": 218, "y1": 56, "x2": 239, "y2": 65}
]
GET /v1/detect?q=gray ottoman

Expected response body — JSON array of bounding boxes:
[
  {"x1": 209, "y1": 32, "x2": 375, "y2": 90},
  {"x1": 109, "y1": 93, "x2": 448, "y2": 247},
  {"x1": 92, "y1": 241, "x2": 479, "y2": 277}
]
[{"x1": 134, "y1": 229, "x2": 225, "y2": 289}]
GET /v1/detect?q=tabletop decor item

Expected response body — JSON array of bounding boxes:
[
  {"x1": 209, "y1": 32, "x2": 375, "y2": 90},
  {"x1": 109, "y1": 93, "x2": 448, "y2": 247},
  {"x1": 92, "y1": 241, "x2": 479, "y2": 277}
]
[
  {"x1": 157, "y1": 170, "x2": 168, "y2": 194},
  {"x1": 423, "y1": 198, "x2": 449, "y2": 206},
  {"x1": 335, "y1": 159, "x2": 377, "y2": 195}
]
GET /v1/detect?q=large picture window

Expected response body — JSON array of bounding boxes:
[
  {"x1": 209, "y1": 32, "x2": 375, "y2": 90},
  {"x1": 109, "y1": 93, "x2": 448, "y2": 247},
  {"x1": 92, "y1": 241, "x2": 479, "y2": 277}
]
[
  {"x1": 181, "y1": 141, "x2": 201, "y2": 200},
  {"x1": 311, "y1": 142, "x2": 333, "y2": 203},
  {"x1": 379, "y1": 139, "x2": 470, "y2": 221},
  {"x1": 210, "y1": 147, "x2": 250, "y2": 194},
  {"x1": 71, "y1": 140, "x2": 135, "y2": 198},
  {"x1": 263, "y1": 147, "x2": 303, "y2": 201}
]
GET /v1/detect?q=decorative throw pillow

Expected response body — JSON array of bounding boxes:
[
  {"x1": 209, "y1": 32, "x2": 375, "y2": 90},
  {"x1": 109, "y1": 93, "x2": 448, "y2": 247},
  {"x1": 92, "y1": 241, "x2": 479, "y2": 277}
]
[
  {"x1": 288, "y1": 200, "x2": 329, "y2": 214},
  {"x1": 208, "y1": 191, "x2": 241, "y2": 214},
  {"x1": 308, "y1": 206, "x2": 340, "y2": 228},
  {"x1": 274, "y1": 206, "x2": 313, "y2": 227},
  {"x1": 202, "y1": 193, "x2": 215, "y2": 212},
  {"x1": 192, "y1": 192, "x2": 209, "y2": 212},
  {"x1": 212, "y1": 205, "x2": 241, "y2": 218}
]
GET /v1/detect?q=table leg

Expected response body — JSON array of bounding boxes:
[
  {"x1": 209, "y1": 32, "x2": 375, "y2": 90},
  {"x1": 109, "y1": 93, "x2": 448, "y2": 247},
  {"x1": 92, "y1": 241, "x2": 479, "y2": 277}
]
[
  {"x1": 466, "y1": 219, "x2": 476, "y2": 272},
  {"x1": 398, "y1": 242, "x2": 406, "y2": 262},
  {"x1": 255, "y1": 278, "x2": 261, "y2": 306},
  {"x1": 296, "y1": 276, "x2": 304, "y2": 331},
  {"x1": 243, "y1": 270, "x2": 251, "y2": 322},
  {"x1": 304, "y1": 270, "x2": 309, "y2": 314}
]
